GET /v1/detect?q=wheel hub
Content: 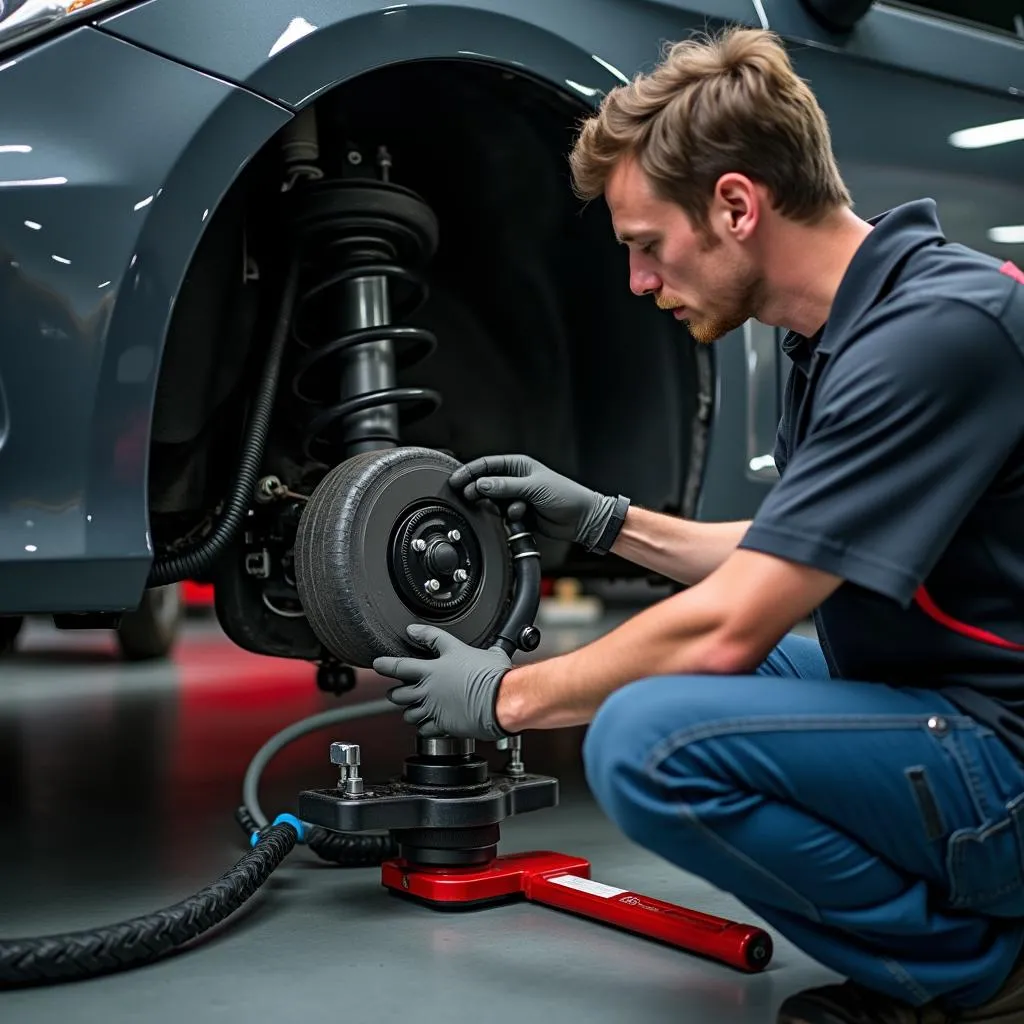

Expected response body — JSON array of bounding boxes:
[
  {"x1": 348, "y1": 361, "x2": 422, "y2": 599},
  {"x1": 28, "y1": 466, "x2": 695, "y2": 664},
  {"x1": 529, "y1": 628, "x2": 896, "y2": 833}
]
[{"x1": 389, "y1": 501, "x2": 482, "y2": 618}]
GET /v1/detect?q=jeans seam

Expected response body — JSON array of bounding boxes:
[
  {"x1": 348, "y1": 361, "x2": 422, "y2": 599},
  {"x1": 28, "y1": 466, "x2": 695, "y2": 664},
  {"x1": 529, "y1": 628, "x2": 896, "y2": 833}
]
[
  {"x1": 644, "y1": 714, "x2": 976, "y2": 775},
  {"x1": 883, "y1": 957, "x2": 934, "y2": 1005},
  {"x1": 937, "y1": 731, "x2": 990, "y2": 822},
  {"x1": 1012, "y1": 791, "x2": 1024, "y2": 855},
  {"x1": 672, "y1": 802, "x2": 823, "y2": 923}
]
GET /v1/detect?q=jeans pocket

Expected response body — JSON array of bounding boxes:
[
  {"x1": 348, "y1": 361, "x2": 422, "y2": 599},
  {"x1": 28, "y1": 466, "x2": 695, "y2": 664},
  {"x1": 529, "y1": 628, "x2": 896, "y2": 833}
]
[{"x1": 946, "y1": 792, "x2": 1024, "y2": 916}]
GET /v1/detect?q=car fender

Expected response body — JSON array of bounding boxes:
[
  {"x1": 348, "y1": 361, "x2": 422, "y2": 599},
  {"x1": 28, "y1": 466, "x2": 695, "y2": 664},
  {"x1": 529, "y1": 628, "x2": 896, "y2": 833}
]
[
  {"x1": 0, "y1": 27, "x2": 291, "y2": 614},
  {"x1": 98, "y1": 0, "x2": 763, "y2": 111}
]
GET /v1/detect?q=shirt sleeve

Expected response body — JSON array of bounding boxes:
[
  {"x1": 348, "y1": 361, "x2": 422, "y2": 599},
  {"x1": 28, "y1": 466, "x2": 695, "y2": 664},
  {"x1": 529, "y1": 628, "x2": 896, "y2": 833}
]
[{"x1": 739, "y1": 298, "x2": 1024, "y2": 607}]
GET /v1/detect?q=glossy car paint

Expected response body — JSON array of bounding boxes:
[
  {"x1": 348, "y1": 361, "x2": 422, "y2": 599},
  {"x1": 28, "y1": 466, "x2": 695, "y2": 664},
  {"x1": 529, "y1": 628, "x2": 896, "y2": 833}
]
[
  {"x1": 0, "y1": 0, "x2": 1020, "y2": 614},
  {"x1": 98, "y1": 0, "x2": 760, "y2": 109},
  {"x1": 0, "y1": 28, "x2": 290, "y2": 613}
]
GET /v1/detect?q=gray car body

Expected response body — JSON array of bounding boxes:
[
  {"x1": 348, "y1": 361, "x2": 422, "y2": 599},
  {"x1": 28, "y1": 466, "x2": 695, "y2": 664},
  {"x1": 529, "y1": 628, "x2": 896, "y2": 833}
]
[{"x1": 0, "y1": 0, "x2": 1020, "y2": 615}]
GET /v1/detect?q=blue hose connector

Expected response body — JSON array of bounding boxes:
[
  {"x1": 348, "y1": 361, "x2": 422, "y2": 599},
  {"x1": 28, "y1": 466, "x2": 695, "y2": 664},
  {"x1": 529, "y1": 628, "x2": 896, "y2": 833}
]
[{"x1": 250, "y1": 813, "x2": 307, "y2": 846}]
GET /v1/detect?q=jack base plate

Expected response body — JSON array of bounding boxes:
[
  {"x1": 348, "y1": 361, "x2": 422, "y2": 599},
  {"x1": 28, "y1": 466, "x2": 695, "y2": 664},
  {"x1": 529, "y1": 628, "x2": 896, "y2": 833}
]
[{"x1": 298, "y1": 772, "x2": 558, "y2": 833}]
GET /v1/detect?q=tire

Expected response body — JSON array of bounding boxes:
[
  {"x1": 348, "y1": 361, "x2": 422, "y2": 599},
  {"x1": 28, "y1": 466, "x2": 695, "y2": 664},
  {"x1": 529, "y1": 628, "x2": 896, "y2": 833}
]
[
  {"x1": 0, "y1": 616, "x2": 23, "y2": 656},
  {"x1": 116, "y1": 585, "x2": 184, "y2": 661},
  {"x1": 294, "y1": 446, "x2": 513, "y2": 668}
]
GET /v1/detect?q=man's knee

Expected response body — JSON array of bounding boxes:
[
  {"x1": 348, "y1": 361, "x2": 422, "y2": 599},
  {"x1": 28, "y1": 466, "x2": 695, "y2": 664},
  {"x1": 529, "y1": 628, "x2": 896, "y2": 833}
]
[
  {"x1": 583, "y1": 678, "x2": 663, "y2": 835},
  {"x1": 583, "y1": 675, "x2": 725, "y2": 836}
]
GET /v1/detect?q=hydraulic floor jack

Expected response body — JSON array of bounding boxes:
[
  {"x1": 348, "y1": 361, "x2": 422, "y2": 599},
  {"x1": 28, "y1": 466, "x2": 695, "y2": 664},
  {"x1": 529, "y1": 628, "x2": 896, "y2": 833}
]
[{"x1": 298, "y1": 731, "x2": 773, "y2": 973}]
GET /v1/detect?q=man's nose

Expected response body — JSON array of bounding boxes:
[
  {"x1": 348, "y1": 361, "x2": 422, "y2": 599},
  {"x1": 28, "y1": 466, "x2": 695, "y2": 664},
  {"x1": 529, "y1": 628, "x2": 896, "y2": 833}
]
[{"x1": 629, "y1": 260, "x2": 660, "y2": 297}]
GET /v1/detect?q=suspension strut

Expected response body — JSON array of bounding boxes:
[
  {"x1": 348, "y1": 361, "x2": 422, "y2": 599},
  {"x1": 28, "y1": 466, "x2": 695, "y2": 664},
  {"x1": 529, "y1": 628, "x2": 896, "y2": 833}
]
[{"x1": 285, "y1": 137, "x2": 444, "y2": 465}]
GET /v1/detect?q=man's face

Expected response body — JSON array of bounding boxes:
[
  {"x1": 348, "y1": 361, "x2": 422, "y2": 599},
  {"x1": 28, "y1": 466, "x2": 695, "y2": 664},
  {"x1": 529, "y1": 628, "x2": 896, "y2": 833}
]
[{"x1": 605, "y1": 157, "x2": 762, "y2": 344}]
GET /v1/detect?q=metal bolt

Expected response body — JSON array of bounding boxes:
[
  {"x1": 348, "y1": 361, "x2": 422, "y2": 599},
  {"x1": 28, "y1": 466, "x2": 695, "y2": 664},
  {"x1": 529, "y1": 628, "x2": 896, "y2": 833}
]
[
  {"x1": 425, "y1": 579, "x2": 440, "y2": 593},
  {"x1": 347, "y1": 150, "x2": 362, "y2": 165},
  {"x1": 412, "y1": 539, "x2": 427, "y2": 552},
  {"x1": 330, "y1": 742, "x2": 366, "y2": 796},
  {"x1": 256, "y1": 475, "x2": 282, "y2": 503},
  {"x1": 454, "y1": 569, "x2": 468, "y2": 583},
  {"x1": 330, "y1": 742, "x2": 361, "y2": 767},
  {"x1": 448, "y1": 529, "x2": 461, "y2": 542},
  {"x1": 497, "y1": 735, "x2": 525, "y2": 776},
  {"x1": 518, "y1": 625, "x2": 542, "y2": 652}
]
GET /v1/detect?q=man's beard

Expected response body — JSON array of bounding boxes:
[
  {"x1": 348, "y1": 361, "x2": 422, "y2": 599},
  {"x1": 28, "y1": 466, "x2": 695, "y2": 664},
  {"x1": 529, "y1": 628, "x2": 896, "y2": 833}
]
[
  {"x1": 660, "y1": 271, "x2": 763, "y2": 345},
  {"x1": 685, "y1": 305, "x2": 752, "y2": 345}
]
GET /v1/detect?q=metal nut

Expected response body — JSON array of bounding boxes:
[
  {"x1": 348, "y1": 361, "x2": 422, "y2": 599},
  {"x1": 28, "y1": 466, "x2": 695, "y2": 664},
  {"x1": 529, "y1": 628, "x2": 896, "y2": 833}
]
[
  {"x1": 425, "y1": 579, "x2": 441, "y2": 592},
  {"x1": 412, "y1": 539, "x2": 427, "y2": 552},
  {"x1": 330, "y1": 742, "x2": 361, "y2": 766},
  {"x1": 448, "y1": 529, "x2": 461, "y2": 542},
  {"x1": 453, "y1": 568, "x2": 468, "y2": 583}
]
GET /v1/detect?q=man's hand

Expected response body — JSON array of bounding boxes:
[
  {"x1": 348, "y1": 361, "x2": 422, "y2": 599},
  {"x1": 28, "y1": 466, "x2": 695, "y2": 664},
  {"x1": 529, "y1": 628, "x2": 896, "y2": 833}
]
[
  {"x1": 373, "y1": 624, "x2": 514, "y2": 740},
  {"x1": 449, "y1": 454, "x2": 628, "y2": 553}
]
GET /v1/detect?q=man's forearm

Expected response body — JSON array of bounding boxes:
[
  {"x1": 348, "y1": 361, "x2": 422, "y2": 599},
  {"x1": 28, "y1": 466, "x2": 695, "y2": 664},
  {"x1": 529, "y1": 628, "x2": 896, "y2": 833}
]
[
  {"x1": 611, "y1": 506, "x2": 751, "y2": 585},
  {"x1": 495, "y1": 585, "x2": 733, "y2": 732}
]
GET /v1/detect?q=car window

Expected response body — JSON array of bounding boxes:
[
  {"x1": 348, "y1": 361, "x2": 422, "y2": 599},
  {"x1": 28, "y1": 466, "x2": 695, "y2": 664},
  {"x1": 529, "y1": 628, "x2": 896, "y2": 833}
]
[{"x1": 887, "y1": 1, "x2": 1023, "y2": 38}]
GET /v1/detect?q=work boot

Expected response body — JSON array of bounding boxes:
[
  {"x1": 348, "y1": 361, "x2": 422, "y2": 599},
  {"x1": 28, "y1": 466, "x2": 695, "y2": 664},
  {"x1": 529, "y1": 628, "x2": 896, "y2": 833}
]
[{"x1": 778, "y1": 950, "x2": 1024, "y2": 1024}]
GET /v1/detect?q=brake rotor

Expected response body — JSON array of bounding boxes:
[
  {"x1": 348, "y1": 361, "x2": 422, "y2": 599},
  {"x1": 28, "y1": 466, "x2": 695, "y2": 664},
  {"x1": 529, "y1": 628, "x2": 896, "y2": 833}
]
[{"x1": 294, "y1": 446, "x2": 513, "y2": 667}]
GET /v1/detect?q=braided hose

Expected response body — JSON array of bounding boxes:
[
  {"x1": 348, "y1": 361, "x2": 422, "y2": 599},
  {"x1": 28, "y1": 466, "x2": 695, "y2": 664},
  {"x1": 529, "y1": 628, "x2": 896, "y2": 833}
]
[
  {"x1": 0, "y1": 824, "x2": 297, "y2": 987},
  {"x1": 306, "y1": 826, "x2": 397, "y2": 866}
]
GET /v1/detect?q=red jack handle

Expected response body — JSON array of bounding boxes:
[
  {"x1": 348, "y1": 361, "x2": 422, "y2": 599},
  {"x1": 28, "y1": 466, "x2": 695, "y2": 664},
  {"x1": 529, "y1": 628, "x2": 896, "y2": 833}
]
[
  {"x1": 526, "y1": 871, "x2": 773, "y2": 972},
  {"x1": 382, "y1": 852, "x2": 773, "y2": 973}
]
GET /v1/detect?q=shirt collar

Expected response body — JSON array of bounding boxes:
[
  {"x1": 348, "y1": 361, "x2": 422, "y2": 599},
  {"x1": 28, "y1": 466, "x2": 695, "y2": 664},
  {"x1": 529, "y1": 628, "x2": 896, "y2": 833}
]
[{"x1": 780, "y1": 198, "x2": 945, "y2": 368}]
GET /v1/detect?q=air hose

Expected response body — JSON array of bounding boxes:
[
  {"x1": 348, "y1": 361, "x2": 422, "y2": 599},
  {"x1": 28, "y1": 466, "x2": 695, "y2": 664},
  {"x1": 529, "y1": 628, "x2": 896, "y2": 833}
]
[
  {"x1": 148, "y1": 260, "x2": 300, "y2": 587},
  {"x1": 236, "y1": 699, "x2": 400, "y2": 865},
  {"x1": 0, "y1": 698, "x2": 400, "y2": 988},
  {"x1": 0, "y1": 822, "x2": 297, "y2": 987}
]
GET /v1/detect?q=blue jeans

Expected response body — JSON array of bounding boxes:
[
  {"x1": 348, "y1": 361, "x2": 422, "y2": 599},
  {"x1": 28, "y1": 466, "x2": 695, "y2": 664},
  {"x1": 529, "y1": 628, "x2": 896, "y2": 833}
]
[{"x1": 582, "y1": 634, "x2": 1024, "y2": 1009}]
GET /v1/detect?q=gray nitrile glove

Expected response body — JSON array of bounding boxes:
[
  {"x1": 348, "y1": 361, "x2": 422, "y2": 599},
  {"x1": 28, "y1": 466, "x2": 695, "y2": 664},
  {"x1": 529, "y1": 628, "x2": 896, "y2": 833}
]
[
  {"x1": 448, "y1": 454, "x2": 630, "y2": 554},
  {"x1": 374, "y1": 624, "x2": 514, "y2": 740}
]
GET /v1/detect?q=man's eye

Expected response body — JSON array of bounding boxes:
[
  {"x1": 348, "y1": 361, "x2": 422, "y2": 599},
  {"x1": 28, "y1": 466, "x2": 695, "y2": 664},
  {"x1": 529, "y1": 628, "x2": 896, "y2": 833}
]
[{"x1": 641, "y1": 242, "x2": 656, "y2": 256}]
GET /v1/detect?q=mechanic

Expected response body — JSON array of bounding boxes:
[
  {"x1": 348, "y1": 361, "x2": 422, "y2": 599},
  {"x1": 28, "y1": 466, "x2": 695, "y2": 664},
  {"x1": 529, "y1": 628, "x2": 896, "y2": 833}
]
[{"x1": 372, "y1": 25, "x2": 1024, "y2": 1024}]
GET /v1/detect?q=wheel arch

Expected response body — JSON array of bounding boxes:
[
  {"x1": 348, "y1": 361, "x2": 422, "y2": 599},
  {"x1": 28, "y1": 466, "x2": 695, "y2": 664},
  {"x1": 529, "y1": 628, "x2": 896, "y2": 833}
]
[
  {"x1": 120, "y1": 4, "x2": 720, "y2": 593},
  {"x1": 99, "y1": 2, "x2": 684, "y2": 114}
]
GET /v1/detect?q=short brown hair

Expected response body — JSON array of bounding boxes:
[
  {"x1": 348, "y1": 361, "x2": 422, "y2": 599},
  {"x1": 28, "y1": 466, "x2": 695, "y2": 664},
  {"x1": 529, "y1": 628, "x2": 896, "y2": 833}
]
[{"x1": 569, "y1": 26, "x2": 851, "y2": 230}]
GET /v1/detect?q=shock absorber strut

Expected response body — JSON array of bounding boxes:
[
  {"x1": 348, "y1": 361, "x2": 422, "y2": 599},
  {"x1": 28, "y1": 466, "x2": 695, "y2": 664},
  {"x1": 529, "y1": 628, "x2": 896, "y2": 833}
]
[{"x1": 285, "y1": 137, "x2": 443, "y2": 464}]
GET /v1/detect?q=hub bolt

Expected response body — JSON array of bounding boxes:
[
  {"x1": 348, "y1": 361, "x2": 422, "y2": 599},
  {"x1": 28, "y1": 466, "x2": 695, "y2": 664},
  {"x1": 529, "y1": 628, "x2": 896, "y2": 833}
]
[
  {"x1": 412, "y1": 539, "x2": 427, "y2": 552},
  {"x1": 425, "y1": 579, "x2": 441, "y2": 593},
  {"x1": 454, "y1": 569, "x2": 468, "y2": 583},
  {"x1": 447, "y1": 529, "x2": 461, "y2": 542}
]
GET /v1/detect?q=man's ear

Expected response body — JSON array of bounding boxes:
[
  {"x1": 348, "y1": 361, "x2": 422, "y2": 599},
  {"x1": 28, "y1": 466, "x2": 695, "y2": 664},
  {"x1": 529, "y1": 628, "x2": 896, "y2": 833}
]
[{"x1": 713, "y1": 173, "x2": 759, "y2": 240}]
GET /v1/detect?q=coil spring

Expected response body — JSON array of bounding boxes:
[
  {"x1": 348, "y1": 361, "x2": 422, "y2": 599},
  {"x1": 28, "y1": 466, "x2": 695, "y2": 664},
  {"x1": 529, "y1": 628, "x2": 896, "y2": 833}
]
[{"x1": 287, "y1": 178, "x2": 444, "y2": 464}]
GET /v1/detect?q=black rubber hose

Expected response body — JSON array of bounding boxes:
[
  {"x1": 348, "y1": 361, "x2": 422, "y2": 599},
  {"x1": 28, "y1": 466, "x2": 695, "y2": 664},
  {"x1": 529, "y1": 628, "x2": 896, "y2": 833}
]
[
  {"x1": 148, "y1": 261, "x2": 300, "y2": 586},
  {"x1": 239, "y1": 702, "x2": 401, "y2": 866},
  {"x1": 0, "y1": 823, "x2": 297, "y2": 987},
  {"x1": 236, "y1": 807, "x2": 396, "y2": 867},
  {"x1": 305, "y1": 826, "x2": 397, "y2": 866}
]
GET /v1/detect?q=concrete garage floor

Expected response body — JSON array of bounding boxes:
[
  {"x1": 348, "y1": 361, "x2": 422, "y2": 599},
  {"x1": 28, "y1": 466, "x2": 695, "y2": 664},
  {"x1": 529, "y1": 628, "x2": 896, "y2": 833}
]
[{"x1": 0, "y1": 608, "x2": 835, "y2": 1023}]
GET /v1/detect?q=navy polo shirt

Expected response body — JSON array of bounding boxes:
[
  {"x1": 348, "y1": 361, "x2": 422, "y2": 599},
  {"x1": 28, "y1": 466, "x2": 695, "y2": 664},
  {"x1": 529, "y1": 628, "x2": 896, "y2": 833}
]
[{"x1": 739, "y1": 199, "x2": 1024, "y2": 759}]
